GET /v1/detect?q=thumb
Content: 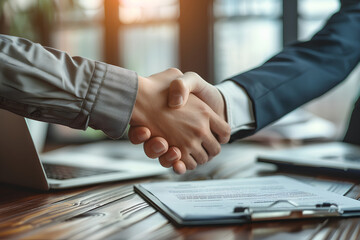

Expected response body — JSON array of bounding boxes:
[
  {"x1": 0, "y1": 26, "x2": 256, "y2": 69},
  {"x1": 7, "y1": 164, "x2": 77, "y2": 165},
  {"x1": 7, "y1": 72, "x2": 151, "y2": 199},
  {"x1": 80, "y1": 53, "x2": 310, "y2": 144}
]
[
  {"x1": 168, "y1": 78, "x2": 188, "y2": 108},
  {"x1": 168, "y1": 72, "x2": 206, "y2": 108}
]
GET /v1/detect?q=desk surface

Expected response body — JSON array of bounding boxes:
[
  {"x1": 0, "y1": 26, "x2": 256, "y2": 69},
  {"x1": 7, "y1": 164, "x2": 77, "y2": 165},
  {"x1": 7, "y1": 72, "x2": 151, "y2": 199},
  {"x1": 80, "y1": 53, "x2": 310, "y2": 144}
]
[{"x1": 1, "y1": 142, "x2": 360, "y2": 240}]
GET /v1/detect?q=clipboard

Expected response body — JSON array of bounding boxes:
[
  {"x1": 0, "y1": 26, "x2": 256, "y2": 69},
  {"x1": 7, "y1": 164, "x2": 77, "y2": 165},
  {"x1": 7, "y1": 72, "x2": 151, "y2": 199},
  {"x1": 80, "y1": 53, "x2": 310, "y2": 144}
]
[{"x1": 134, "y1": 176, "x2": 360, "y2": 226}]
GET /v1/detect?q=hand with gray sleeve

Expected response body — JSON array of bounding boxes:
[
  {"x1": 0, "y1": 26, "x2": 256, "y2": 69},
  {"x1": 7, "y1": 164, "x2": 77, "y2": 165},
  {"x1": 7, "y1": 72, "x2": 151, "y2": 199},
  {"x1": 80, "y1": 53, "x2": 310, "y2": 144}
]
[{"x1": 0, "y1": 34, "x2": 230, "y2": 173}]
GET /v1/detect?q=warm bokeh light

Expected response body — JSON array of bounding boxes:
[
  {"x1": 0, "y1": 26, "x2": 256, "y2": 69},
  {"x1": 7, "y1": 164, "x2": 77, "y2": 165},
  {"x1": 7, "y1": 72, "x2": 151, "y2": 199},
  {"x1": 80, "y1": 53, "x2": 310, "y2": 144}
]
[
  {"x1": 119, "y1": 0, "x2": 176, "y2": 8},
  {"x1": 118, "y1": 0, "x2": 179, "y2": 24},
  {"x1": 78, "y1": 0, "x2": 104, "y2": 9}
]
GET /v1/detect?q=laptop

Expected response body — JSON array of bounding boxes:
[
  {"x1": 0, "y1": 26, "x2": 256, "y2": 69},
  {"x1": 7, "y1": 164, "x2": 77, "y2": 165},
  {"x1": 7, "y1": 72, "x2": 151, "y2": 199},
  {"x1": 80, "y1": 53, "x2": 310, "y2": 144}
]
[
  {"x1": 257, "y1": 142, "x2": 360, "y2": 176},
  {"x1": 0, "y1": 109, "x2": 168, "y2": 190}
]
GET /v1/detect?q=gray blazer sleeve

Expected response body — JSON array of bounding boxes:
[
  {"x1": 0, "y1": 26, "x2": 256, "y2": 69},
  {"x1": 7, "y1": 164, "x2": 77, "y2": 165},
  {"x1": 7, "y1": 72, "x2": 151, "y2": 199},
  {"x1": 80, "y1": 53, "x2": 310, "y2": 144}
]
[{"x1": 0, "y1": 34, "x2": 138, "y2": 139}]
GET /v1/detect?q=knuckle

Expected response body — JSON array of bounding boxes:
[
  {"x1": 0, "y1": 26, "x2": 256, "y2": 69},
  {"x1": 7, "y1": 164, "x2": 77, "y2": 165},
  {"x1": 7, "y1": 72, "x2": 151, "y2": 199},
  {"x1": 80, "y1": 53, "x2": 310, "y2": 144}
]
[
  {"x1": 167, "y1": 68, "x2": 182, "y2": 76},
  {"x1": 186, "y1": 71, "x2": 200, "y2": 78},
  {"x1": 194, "y1": 128, "x2": 207, "y2": 138},
  {"x1": 185, "y1": 139, "x2": 197, "y2": 149},
  {"x1": 199, "y1": 105, "x2": 211, "y2": 118},
  {"x1": 199, "y1": 103, "x2": 208, "y2": 113},
  {"x1": 203, "y1": 109, "x2": 211, "y2": 118}
]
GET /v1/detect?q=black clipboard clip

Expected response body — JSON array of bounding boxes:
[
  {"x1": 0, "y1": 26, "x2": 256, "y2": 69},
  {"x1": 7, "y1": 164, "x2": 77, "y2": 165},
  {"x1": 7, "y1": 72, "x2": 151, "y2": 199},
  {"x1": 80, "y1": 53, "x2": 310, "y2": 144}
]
[{"x1": 233, "y1": 200, "x2": 341, "y2": 221}]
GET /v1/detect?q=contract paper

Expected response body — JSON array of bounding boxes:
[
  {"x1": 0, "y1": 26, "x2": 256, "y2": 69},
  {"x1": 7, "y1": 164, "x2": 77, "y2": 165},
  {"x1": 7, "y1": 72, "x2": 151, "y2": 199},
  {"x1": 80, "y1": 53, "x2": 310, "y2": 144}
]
[{"x1": 139, "y1": 176, "x2": 360, "y2": 220}]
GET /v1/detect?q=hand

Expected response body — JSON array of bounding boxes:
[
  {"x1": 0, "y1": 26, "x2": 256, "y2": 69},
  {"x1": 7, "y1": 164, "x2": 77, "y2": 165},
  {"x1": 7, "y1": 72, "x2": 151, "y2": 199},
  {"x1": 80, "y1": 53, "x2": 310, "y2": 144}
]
[
  {"x1": 130, "y1": 69, "x2": 229, "y2": 173},
  {"x1": 168, "y1": 72, "x2": 228, "y2": 126},
  {"x1": 128, "y1": 71, "x2": 231, "y2": 173}
]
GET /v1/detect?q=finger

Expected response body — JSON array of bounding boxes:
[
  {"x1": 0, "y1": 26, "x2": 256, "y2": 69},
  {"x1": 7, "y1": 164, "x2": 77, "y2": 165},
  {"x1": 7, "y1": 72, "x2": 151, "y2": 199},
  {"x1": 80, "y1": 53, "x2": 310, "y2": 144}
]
[
  {"x1": 209, "y1": 110, "x2": 231, "y2": 144},
  {"x1": 190, "y1": 147, "x2": 209, "y2": 166},
  {"x1": 168, "y1": 78, "x2": 188, "y2": 108},
  {"x1": 182, "y1": 72, "x2": 206, "y2": 94},
  {"x1": 143, "y1": 137, "x2": 169, "y2": 159},
  {"x1": 158, "y1": 147, "x2": 181, "y2": 168},
  {"x1": 181, "y1": 153, "x2": 197, "y2": 170},
  {"x1": 168, "y1": 72, "x2": 207, "y2": 108},
  {"x1": 128, "y1": 126, "x2": 151, "y2": 144},
  {"x1": 201, "y1": 133, "x2": 221, "y2": 159},
  {"x1": 173, "y1": 161, "x2": 186, "y2": 174}
]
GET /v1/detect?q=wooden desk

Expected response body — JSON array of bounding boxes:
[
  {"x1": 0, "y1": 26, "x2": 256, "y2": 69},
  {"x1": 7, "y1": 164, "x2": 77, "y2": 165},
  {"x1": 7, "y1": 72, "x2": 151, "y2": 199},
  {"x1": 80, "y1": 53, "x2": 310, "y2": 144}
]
[{"x1": 1, "y1": 142, "x2": 360, "y2": 240}]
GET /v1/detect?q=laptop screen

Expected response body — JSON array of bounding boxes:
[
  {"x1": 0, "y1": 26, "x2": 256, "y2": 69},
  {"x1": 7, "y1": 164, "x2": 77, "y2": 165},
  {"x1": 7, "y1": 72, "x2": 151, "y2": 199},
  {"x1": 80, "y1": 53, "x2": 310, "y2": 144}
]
[{"x1": 25, "y1": 119, "x2": 48, "y2": 154}]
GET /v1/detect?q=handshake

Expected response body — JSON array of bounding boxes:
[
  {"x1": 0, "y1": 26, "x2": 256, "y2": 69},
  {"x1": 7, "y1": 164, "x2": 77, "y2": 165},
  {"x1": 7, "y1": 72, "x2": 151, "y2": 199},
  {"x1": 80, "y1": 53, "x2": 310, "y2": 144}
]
[{"x1": 128, "y1": 68, "x2": 231, "y2": 174}]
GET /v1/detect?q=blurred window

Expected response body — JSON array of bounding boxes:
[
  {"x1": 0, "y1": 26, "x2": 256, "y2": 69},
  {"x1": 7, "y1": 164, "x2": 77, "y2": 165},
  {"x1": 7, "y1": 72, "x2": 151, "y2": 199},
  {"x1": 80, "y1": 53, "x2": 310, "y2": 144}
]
[
  {"x1": 52, "y1": 0, "x2": 104, "y2": 60},
  {"x1": 118, "y1": 0, "x2": 179, "y2": 76},
  {"x1": 120, "y1": 24, "x2": 178, "y2": 77},
  {"x1": 298, "y1": 0, "x2": 340, "y2": 40},
  {"x1": 214, "y1": 0, "x2": 282, "y2": 17},
  {"x1": 119, "y1": 0, "x2": 179, "y2": 24},
  {"x1": 52, "y1": 26, "x2": 103, "y2": 61},
  {"x1": 57, "y1": 0, "x2": 104, "y2": 23},
  {"x1": 213, "y1": 0, "x2": 282, "y2": 82}
]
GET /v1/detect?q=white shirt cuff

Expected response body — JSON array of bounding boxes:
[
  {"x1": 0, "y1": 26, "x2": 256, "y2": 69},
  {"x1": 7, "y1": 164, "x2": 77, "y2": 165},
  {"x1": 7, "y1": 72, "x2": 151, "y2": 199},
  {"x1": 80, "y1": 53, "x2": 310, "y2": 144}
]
[{"x1": 216, "y1": 81, "x2": 255, "y2": 134}]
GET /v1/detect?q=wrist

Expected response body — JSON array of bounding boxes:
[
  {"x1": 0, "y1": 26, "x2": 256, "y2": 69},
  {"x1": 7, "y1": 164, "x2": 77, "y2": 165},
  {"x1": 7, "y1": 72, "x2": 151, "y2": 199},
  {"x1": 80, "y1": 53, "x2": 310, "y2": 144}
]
[
  {"x1": 131, "y1": 75, "x2": 149, "y2": 125},
  {"x1": 217, "y1": 89, "x2": 227, "y2": 123}
]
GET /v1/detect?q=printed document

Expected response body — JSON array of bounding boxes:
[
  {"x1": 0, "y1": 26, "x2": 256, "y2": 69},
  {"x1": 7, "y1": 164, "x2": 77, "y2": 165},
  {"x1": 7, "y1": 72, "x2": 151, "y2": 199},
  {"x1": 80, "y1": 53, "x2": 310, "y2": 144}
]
[{"x1": 139, "y1": 176, "x2": 360, "y2": 220}]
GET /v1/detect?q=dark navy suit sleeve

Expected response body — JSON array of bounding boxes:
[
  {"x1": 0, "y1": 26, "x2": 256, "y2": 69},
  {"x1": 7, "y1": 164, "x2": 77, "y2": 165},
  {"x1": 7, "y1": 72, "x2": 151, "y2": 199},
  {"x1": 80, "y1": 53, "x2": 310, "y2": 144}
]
[{"x1": 228, "y1": 0, "x2": 360, "y2": 140}]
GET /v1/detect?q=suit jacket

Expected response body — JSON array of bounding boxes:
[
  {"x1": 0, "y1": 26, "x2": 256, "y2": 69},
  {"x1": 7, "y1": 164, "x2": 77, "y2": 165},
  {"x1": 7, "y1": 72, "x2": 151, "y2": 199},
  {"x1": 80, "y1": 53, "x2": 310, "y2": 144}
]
[{"x1": 229, "y1": 0, "x2": 360, "y2": 144}]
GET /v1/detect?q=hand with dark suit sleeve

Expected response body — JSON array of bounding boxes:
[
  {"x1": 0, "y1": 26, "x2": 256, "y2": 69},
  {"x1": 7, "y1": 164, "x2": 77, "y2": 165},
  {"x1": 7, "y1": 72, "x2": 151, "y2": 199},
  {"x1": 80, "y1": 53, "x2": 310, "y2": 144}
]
[
  {"x1": 228, "y1": 0, "x2": 360, "y2": 140},
  {"x1": 129, "y1": 0, "x2": 360, "y2": 171}
]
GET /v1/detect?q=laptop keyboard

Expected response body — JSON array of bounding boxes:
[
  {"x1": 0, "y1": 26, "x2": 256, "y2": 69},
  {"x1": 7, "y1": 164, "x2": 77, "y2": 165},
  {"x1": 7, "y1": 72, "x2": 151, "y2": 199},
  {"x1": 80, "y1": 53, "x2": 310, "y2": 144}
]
[{"x1": 43, "y1": 163, "x2": 119, "y2": 180}]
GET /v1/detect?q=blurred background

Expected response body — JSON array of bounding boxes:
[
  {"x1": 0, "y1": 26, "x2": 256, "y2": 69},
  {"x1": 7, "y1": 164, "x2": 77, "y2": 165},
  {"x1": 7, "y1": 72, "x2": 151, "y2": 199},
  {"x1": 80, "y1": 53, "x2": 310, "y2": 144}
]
[{"x1": 1, "y1": 0, "x2": 359, "y2": 144}]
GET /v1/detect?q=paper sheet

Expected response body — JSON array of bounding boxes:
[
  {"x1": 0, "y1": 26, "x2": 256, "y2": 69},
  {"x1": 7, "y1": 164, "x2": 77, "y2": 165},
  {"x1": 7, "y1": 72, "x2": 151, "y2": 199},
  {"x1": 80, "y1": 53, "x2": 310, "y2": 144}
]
[
  {"x1": 140, "y1": 176, "x2": 360, "y2": 220},
  {"x1": 288, "y1": 175, "x2": 354, "y2": 196}
]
